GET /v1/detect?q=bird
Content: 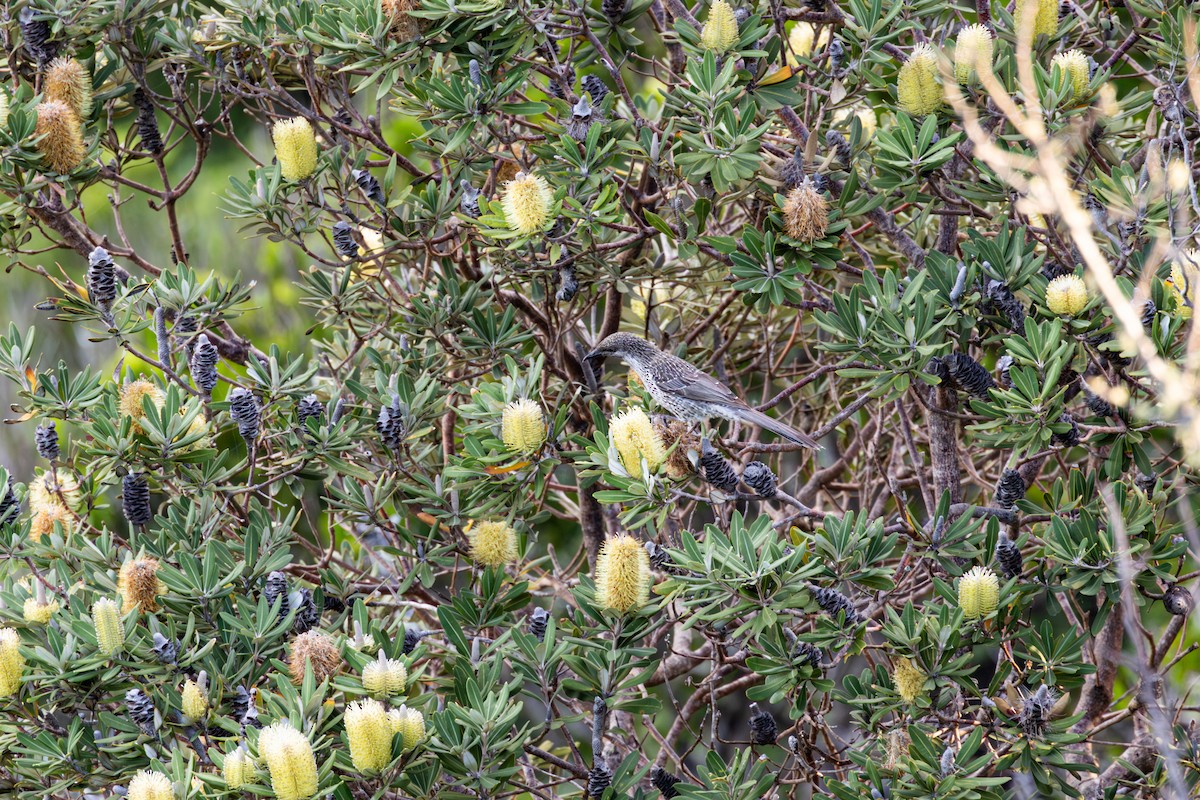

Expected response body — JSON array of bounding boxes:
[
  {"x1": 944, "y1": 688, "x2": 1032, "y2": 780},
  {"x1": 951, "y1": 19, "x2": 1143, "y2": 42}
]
[{"x1": 585, "y1": 332, "x2": 821, "y2": 449}]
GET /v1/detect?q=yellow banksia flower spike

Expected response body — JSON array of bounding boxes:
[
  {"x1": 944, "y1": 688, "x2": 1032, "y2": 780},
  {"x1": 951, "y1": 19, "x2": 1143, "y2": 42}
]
[
  {"x1": 272, "y1": 117, "x2": 319, "y2": 181},
  {"x1": 118, "y1": 557, "x2": 163, "y2": 613},
  {"x1": 1051, "y1": 49, "x2": 1090, "y2": 100},
  {"x1": 501, "y1": 172, "x2": 554, "y2": 235},
  {"x1": 91, "y1": 597, "x2": 125, "y2": 655},
  {"x1": 892, "y1": 657, "x2": 926, "y2": 703},
  {"x1": 954, "y1": 24, "x2": 994, "y2": 83},
  {"x1": 1170, "y1": 248, "x2": 1199, "y2": 319},
  {"x1": 362, "y1": 651, "x2": 408, "y2": 698},
  {"x1": 45, "y1": 58, "x2": 94, "y2": 119},
  {"x1": 23, "y1": 596, "x2": 59, "y2": 624},
  {"x1": 29, "y1": 468, "x2": 83, "y2": 514},
  {"x1": 1045, "y1": 274, "x2": 1088, "y2": 316},
  {"x1": 609, "y1": 407, "x2": 666, "y2": 474},
  {"x1": 897, "y1": 44, "x2": 942, "y2": 116},
  {"x1": 258, "y1": 721, "x2": 319, "y2": 800},
  {"x1": 0, "y1": 92, "x2": 7, "y2": 129},
  {"x1": 181, "y1": 673, "x2": 209, "y2": 721},
  {"x1": 128, "y1": 770, "x2": 173, "y2": 800},
  {"x1": 288, "y1": 630, "x2": 342, "y2": 684},
  {"x1": 700, "y1": 0, "x2": 739, "y2": 53},
  {"x1": 388, "y1": 704, "x2": 426, "y2": 751},
  {"x1": 594, "y1": 534, "x2": 652, "y2": 613},
  {"x1": 782, "y1": 180, "x2": 830, "y2": 243},
  {"x1": 120, "y1": 378, "x2": 167, "y2": 432},
  {"x1": 788, "y1": 22, "x2": 830, "y2": 61},
  {"x1": 0, "y1": 628, "x2": 25, "y2": 698},
  {"x1": 958, "y1": 565, "x2": 1001, "y2": 620},
  {"x1": 502, "y1": 398, "x2": 546, "y2": 454},
  {"x1": 466, "y1": 520, "x2": 519, "y2": 567},
  {"x1": 34, "y1": 101, "x2": 86, "y2": 173},
  {"x1": 345, "y1": 698, "x2": 395, "y2": 773},
  {"x1": 1015, "y1": 0, "x2": 1058, "y2": 39},
  {"x1": 223, "y1": 745, "x2": 257, "y2": 788}
]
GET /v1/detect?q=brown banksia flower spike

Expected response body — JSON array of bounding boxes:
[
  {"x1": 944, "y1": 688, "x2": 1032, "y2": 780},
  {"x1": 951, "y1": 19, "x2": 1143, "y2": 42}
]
[
  {"x1": 742, "y1": 461, "x2": 777, "y2": 498},
  {"x1": 45, "y1": 58, "x2": 93, "y2": 119},
  {"x1": 190, "y1": 334, "x2": 219, "y2": 395},
  {"x1": 700, "y1": 438, "x2": 738, "y2": 491},
  {"x1": 35, "y1": 100, "x2": 85, "y2": 173},
  {"x1": 382, "y1": 0, "x2": 422, "y2": 40},
  {"x1": 994, "y1": 532, "x2": 1022, "y2": 579},
  {"x1": 118, "y1": 556, "x2": 162, "y2": 612},
  {"x1": 35, "y1": 422, "x2": 59, "y2": 461},
  {"x1": 782, "y1": 179, "x2": 830, "y2": 243},
  {"x1": 748, "y1": 702, "x2": 778, "y2": 745},
  {"x1": 994, "y1": 468, "x2": 1025, "y2": 509},
  {"x1": 87, "y1": 247, "x2": 117, "y2": 311},
  {"x1": 122, "y1": 472, "x2": 153, "y2": 527},
  {"x1": 287, "y1": 629, "x2": 342, "y2": 684}
]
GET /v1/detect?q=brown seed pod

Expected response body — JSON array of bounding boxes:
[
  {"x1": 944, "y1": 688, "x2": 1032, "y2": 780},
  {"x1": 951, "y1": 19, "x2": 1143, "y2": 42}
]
[
  {"x1": 782, "y1": 179, "x2": 829, "y2": 243},
  {"x1": 287, "y1": 630, "x2": 342, "y2": 684}
]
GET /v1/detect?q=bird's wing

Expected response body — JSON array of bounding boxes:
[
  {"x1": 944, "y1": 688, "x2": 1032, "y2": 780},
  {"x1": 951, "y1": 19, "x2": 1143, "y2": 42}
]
[{"x1": 652, "y1": 358, "x2": 743, "y2": 406}]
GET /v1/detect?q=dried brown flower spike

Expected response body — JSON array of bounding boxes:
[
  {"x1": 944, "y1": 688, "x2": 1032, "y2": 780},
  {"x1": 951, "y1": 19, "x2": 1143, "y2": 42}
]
[{"x1": 287, "y1": 630, "x2": 342, "y2": 684}]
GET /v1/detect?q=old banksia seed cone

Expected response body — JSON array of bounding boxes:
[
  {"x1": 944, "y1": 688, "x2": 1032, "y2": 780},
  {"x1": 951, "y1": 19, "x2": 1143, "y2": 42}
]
[
  {"x1": 954, "y1": 24, "x2": 993, "y2": 83},
  {"x1": 892, "y1": 657, "x2": 926, "y2": 703},
  {"x1": 346, "y1": 699, "x2": 394, "y2": 773},
  {"x1": 742, "y1": 461, "x2": 778, "y2": 498},
  {"x1": 467, "y1": 520, "x2": 519, "y2": 567},
  {"x1": 594, "y1": 534, "x2": 652, "y2": 613},
  {"x1": 994, "y1": 468, "x2": 1026, "y2": 509},
  {"x1": 958, "y1": 566, "x2": 1000, "y2": 620},
  {"x1": 118, "y1": 557, "x2": 162, "y2": 613},
  {"x1": 1163, "y1": 584, "x2": 1191, "y2": 616},
  {"x1": 610, "y1": 407, "x2": 667, "y2": 474},
  {"x1": 92, "y1": 597, "x2": 124, "y2": 655},
  {"x1": 223, "y1": 746, "x2": 256, "y2": 788},
  {"x1": 45, "y1": 58, "x2": 93, "y2": 119},
  {"x1": 87, "y1": 247, "x2": 117, "y2": 311},
  {"x1": 228, "y1": 388, "x2": 261, "y2": 444},
  {"x1": 0, "y1": 628, "x2": 25, "y2": 698},
  {"x1": 501, "y1": 172, "x2": 554, "y2": 235},
  {"x1": 362, "y1": 651, "x2": 407, "y2": 698},
  {"x1": 782, "y1": 179, "x2": 830, "y2": 243},
  {"x1": 388, "y1": 705, "x2": 425, "y2": 751},
  {"x1": 995, "y1": 532, "x2": 1023, "y2": 578},
  {"x1": 651, "y1": 766, "x2": 682, "y2": 798},
  {"x1": 700, "y1": 438, "x2": 739, "y2": 491},
  {"x1": 1016, "y1": 0, "x2": 1059, "y2": 38},
  {"x1": 1051, "y1": 50, "x2": 1091, "y2": 100},
  {"x1": 748, "y1": 703, "x2": 778, "y2": 745},
  {"x1": 898, "y1": 44, "x2": 941, "y2": 117},
  {"x1": 133, "y1": 89, "x2": 163, "y2": 154},
  {"x1": 1045, "y1": 274, "x2": 1088, "y2": 315},
  {"x1": 259, "y1": 721, "x2": 319, "y2": 800},
  {"x1": 272, "y1": 117, "x2": 318, "y2": 181},
  {"x1": 190, "y1": 334, "x2": 220, "y2": 394},
  {"x1": 125, "y1": 688, "x2": 156, "y2": 735},
  {"x1": 700, "y1": 0, "x2": 738, "y2": 53},
  {"x1": 35, "y1": 422, "x2": 59, "y2": 461},
  {"x1": 501, "y1": 398, "x2": 546, "y2": 454},
  {"x1": 127, "y1": 770, "x2": 173, "y2": 800},
  {"x1": 288, "y1": 630, "x2": 342, "y2": 684},
  {"x1": 35, "y1": 101, "x2": 85, "y2": 173},
  {"x1": 122, "y1": 472, "x2": 153, "y2": 527}
]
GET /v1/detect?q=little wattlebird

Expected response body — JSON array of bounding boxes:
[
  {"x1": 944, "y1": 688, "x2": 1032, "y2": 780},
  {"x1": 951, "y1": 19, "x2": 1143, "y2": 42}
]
[{"x1": 586, "y1": 332, "x2": 821, "y2": 449}]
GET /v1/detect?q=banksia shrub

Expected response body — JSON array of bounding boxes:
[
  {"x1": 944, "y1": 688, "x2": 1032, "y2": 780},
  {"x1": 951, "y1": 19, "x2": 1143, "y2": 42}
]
[
  {"x1": 501, "y1": 398, "x2": 546, "y2": 454},
  {"x1": 700, "y1": 0, "x2": 738, "y2": 53},
  {"x1": 45, "y1": 58, "x2": 93, "y2": 119},
  {"x1": 958, "y1": 566, "x2": 1000, "y2": 620},
  {"x1": 501, "y1": 172, "x2": 554, "y2": 235},
  {"x1": 892, "y1": 657, "x2": 926, "y2": 703},
  {"x1": 467, "y1": 520, "x2": 519, "y2": 567},
  {"x1": 954, "y1": 24, "x2": 993, "y2": 83},
  {"x1": 782, "y1": 180, "x2": 830, "y2": 243},
  {"x1": 127, "y1": 770, "x2": 173, "y2": 800},
  {"x1": 609, "y1": 408, "x2": 666, "y2": 473},
  {"x1": 92, "y1": 598, "x2": 125, "y2": 655},
  {"x1": 118, "y1": 557, "x2": 162, "y2": 613},
  {"x1": 897, "y1": 44, "x2": 941, "y2": 116},
  {"x1": 288, "y1": 630, "x2": 342, "y2": 684},
  {"x1": 258, "y1": 721, "x2": 319, "y2": 800},
  {"x1": 34, "y1": 100, "x2": 85, "y2": 173},
  {"x1": 272, "y1": 117, "x2": 319, "y2": 181},
  {"x1": 345, "y1": 698, "x2": 394, "y2": 773},
  {"x1": 0, "y1": 628, "x2": 25, "y2": 698},
  {"x1": 594, "y1": 534, "x2": 652, "y2": 612}
]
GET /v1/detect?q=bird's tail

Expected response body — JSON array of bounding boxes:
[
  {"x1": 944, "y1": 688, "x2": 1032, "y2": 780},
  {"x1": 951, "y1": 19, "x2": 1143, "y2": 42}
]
[{"x1": 738, "y1": 408, "x2": 822, "y2": 450}]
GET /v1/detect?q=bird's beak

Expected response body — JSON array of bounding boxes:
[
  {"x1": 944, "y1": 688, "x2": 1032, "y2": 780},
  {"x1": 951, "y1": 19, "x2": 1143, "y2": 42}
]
[{"x1": 584, "y1": 349, "x2": 605, "y2": 362}]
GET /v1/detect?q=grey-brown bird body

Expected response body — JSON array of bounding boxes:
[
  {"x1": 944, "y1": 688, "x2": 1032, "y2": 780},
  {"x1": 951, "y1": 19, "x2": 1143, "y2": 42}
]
[{"x1": 586, "y1": 333, "x2": 820, "y2": 449}]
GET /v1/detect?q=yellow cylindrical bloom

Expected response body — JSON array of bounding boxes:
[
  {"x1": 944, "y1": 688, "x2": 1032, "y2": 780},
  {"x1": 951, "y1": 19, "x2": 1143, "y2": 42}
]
[
  {"x1": 1045, "y1": 274, "x2": 1088, "y2": 316},
  {"x1": 501, "y1": 172, "x2": 554, "y2": 236},
  {"x1": 502, "y1": 398, "x2": 546, "y2": 454},
  {"x1": 345, "y1": 699, "x2": 394, "y2": 773},
  {"x1": 892, "y1": 657, "x2": 926, "y2": 703},
  {"x1": 1170, "y1": 248, "x2": 1199, "y2": 319},
  {"x1": 609, "y1": 407, "x2": 667, "y2": 474},
  {"x1": 788, "y1": 22, "x2": 830, "y2": 61},
  {"x1": 45, "y1": 58, "x2": 94, "y2": 119},
  {"x1": 897, "y1": 44, "x2": 942, "y2": 116},
  {"x1": 118, "y1": 557, "x2": 163, "y2": 613},
  {"x1": 0, "y1": 93, "x2": 8, "y2": 129},
  {"x1": 1015, "y1": 0, "x2": 1058, "y2": 39},
  {"x1": 259, "y1": 721, "x2": 319, "y2": 800},
  {"x1": 120, "y1": 378, "x2": 167, "y2": 433},
  {"x1": 594, "y1": 534, "x2": 652, "y2": 613},
  {"x1": 958, "y1": 566, "x2": 1001, "y2": 620},
  {"x1": 0, "y1": 628, "x2": 25, "y2": 698},
  {"x1": 272, "y1": 117, "x2": 319, "y2": 181},
  {"x1": 700, "y1": 0, "x2": 739, "y2": 53},
  {"x1": 182, "y1": 676, "x2": 208, "y2": 721},
  {"x1": 953, "y1": 24, "x2": 994, "y2": 83},
  {"x1": 387, "y1": 705, "x2": 426, "y2": 751},
  {"x1": 92, "y1": 598, "x2": 125, "y2": 655},
  {"x1": 466, "y1": 520, "x2": 519, "y2": 568},
  {"x1": 782, "y1": 181, "x2": 829, "y2": 243},
  {"x1": 23, "y1": 597, "x2": 60, "y2": 624},
  {"x1": 223, "y1": 746, "x2": 257, "y2": 788},
  {"x1": 34, "y1": 101, "x2": 85, "y2": 174},
  {"x1": 362, "y1": 653, "x2": 408, "y2": 698},
  {"x1": 1051, "y1": 49, "x2": 1090, "y2": 100},
  {"x1": 29, "y1": 468, "x2": 83, "y2": 514},
  {"x1": 128, "y1": 770, "x2": 173, "y2": 800}
]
